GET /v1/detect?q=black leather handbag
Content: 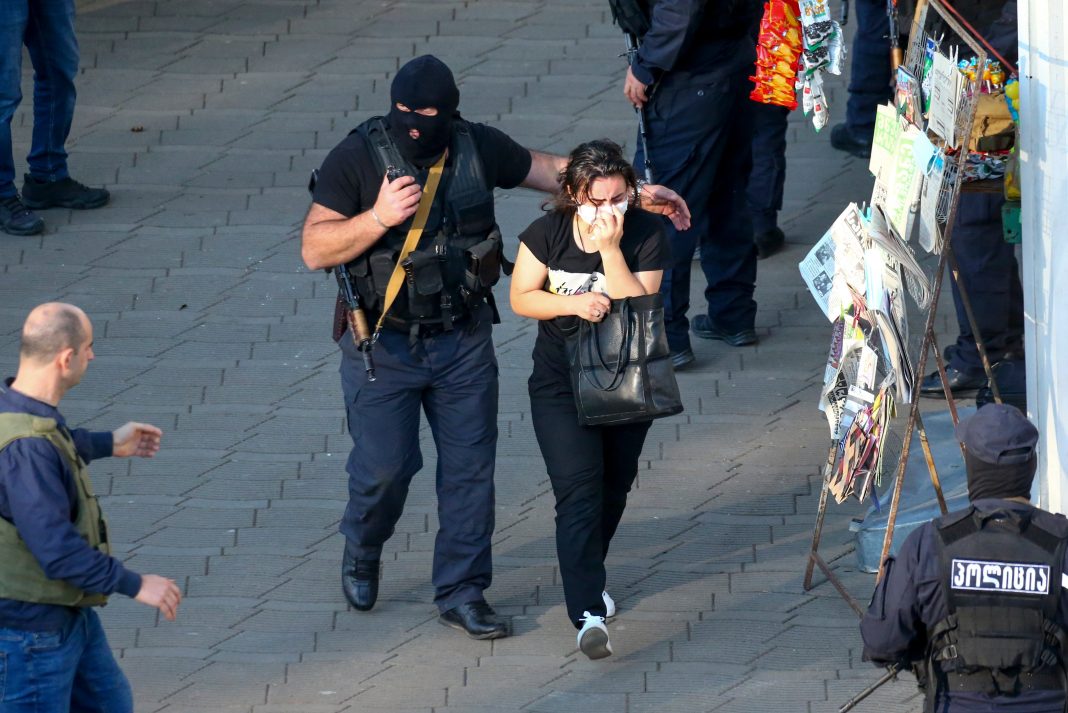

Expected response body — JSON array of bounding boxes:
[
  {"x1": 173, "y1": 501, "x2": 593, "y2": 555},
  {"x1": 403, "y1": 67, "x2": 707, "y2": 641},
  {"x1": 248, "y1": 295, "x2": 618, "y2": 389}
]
[{"x1": 567, "y1": 293, "x2": 684, "y2": 426}]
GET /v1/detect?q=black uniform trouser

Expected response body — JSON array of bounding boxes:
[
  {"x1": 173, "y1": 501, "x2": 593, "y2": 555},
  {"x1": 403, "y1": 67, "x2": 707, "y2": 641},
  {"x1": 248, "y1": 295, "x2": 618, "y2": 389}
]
[
  {"x1": 845, "y1": 0, "x2": 893, "y2": 139},
  {"x1": 338, "y1": 307, "x2": 498, "y2": 612},
  {"x1": 746, "y1": 102, "x2": 790, "y2": 235},
  {"x1": 945, "y1": 192, "x2": 1023, "y2": 374},
  {"x1": 530, "y1": 395, "x2": 651, "y2": 627},
  {"x1": 634, "y1": 51, "x2": 758, "y2": 353}
]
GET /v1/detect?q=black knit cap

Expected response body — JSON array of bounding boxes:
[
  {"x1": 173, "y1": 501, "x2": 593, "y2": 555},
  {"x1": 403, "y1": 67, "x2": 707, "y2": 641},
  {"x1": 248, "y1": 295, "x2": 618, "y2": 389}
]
[{"x1": 956, "y1": 403, "x2": 1039, "y2": 501}]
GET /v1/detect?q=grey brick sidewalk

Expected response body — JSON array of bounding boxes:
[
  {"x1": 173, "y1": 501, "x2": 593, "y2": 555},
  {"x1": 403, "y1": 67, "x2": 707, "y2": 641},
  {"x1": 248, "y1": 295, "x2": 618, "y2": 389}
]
[{"x1": 0, "y1": 1, "x2": 960, "y2": 711}]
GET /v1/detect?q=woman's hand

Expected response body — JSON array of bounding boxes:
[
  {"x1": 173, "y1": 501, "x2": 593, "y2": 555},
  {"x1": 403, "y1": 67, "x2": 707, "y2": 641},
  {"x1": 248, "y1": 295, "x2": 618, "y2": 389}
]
[
  {"x1": 588, "y1": 206, "x2": 624, "y2": 254},
  {"x1": 572, "y1": 292, "x2": 611, "y2": 323}
]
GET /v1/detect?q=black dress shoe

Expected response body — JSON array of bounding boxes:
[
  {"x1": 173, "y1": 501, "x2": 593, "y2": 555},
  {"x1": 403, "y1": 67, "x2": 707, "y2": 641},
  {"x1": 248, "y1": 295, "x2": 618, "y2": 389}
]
[
  {"x1": 341, "y1": 546, "x2": 380, "y2": 611},
  {"x1": 438, "y1": 601, "x2": 509, "y2": 640},
  {"x1": 829, "y1": 123, "x2": 873, "y2": 159},
  {"x1": 919, "y1": 365, "x2": 986, "y2": 397},
  {"x1": 754, "y1": 226, "x2": 785, "y2": 260},
  {"x1": 671, "y1": 347, "x2": 695, "y2": 370},
  {"x1": 691, "y1": 314, "x2": 757, "y2": 346}
]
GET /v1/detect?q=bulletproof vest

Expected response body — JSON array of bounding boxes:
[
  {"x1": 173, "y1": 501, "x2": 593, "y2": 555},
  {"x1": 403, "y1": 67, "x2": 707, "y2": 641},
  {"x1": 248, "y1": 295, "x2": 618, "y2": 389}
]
[
  {"x1": 345, "y1": 117, "x2": 506, "y2": 336},
  {"x1": 0, "y1": 412, "x2": 110, "y2": 608},
  {"x1": 928, "y1": 506, "x2": 1068, "y2": 702}
]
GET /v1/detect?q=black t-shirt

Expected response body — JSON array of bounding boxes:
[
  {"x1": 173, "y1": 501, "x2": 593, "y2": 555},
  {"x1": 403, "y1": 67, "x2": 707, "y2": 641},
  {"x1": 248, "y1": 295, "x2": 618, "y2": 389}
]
[
  {"x1": 312, "y1": 118, "x2": 533, "y2": 218},
  {"x1": 518, "y1": 208, "x2": 671, "y2": 398}
]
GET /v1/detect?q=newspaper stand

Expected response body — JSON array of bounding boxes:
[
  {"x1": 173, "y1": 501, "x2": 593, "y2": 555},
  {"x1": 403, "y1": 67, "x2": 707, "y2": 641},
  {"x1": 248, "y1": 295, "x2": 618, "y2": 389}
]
[{"x1": 802, "y1": 0, "x2": 1006, "y2": 615}]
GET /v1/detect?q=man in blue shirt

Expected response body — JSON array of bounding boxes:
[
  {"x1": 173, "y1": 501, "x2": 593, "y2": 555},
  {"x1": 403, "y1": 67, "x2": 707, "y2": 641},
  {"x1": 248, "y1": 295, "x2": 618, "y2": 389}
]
[
  {"x1": 0, "y1": 302, "x2": 181, "y2": 712},
  {"x1": 861, "y1": 404, "x2": 1067, "y2": 712},
  {"x1": 622, "y1": 0, "x2": 763, "y2": 369}
]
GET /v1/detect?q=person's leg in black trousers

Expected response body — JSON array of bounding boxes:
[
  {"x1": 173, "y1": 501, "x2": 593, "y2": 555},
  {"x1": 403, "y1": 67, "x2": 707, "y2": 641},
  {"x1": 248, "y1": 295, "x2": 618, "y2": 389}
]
[
  {"x1": 600, "y1": 422, "x2": 652, "y2": 561},
  {"x1": 530, "y1": 396, "x2": 651, "y2": 627}
]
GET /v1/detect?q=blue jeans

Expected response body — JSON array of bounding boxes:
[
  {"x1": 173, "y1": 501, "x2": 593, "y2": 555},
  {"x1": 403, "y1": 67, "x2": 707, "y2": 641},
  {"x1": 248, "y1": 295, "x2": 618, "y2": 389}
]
[
  {"x1": 0, "y1": 0, "x2": 79, "y2": 198},
  {"x1": 0, "y1": 609, "x2": 133, "y2": 713},
  {"x1": 338, "y1": 305, "x2": 498, "y2": 612}
]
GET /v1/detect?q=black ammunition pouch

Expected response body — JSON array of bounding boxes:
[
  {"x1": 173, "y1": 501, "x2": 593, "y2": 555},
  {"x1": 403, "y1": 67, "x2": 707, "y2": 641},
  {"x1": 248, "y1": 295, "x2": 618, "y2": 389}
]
[{"x1": 332, "y1": 115, "x2": 506, "y2": 339}]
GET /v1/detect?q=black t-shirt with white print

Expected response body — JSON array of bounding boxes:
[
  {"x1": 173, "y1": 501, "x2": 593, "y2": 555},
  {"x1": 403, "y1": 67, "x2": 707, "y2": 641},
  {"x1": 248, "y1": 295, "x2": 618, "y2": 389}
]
[{"x1": 518, "y1": 207, "x2": 670, "y2": 398}]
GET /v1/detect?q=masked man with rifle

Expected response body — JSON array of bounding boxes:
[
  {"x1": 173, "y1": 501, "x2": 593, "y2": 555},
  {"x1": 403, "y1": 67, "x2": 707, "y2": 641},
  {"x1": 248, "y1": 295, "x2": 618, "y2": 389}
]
[
  {"x1": 613, "y1": 0, "x2": 763, "y2": 370},
  {"x1": 301, "y1": 55, "x2": 689, "y2": 639},
  {"x1": 860, "y1": 404, "x2": 1068, "y2": 712}
]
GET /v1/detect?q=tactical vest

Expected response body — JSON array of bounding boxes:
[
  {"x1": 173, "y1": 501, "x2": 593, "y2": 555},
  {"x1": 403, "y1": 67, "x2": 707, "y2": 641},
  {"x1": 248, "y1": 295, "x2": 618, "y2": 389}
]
[
  {"x1": 0, "y1": 412, "x2": 110, "y2": 608},
  {"x1": 344, "y1": 117, "x2": 507, "y2": 338},
  {"x1": 927, "y1": 506, "x2": 1068, "y2": 706}
]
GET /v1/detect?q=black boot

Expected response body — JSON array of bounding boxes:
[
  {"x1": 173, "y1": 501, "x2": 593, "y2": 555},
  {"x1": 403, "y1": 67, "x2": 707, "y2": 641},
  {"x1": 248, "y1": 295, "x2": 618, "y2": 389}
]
[{"x1": 341, "y1": 543, "x2": 380, "y2": 612}]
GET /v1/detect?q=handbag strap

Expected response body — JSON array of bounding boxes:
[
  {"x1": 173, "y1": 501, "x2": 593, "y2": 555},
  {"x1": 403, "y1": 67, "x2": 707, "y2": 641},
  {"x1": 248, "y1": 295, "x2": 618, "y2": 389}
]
[
  {"x1": 373, "y1": 152, "x2": 447, "y2": 335},
  {"x1": 579, "y1": 297, "x2": 633, "y2": 392}
]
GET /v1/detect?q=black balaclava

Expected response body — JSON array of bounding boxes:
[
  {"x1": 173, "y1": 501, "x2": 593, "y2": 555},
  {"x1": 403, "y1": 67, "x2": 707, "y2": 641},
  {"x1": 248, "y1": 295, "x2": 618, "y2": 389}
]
[
  {"x1": 965, "y1": 450, "x2": 1037, "y2": 502},
  {"x1": 957, "y1": 403, "x2": 1040, "y2": 502},
  {"x1": 387, "y1": 55, "x2": 460, "y2": 168}
]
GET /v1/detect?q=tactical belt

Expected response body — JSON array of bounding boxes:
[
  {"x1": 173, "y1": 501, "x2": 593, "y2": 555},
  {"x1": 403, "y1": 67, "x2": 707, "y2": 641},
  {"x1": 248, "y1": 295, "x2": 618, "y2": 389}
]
[{"x1": 941, "y1": 669, "x2": 1063, "y2": 693}]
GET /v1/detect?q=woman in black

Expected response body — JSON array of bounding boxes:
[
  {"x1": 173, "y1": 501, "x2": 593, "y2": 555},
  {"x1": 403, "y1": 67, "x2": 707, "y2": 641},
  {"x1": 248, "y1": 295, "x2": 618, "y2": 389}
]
[{"x1": 510, "y1": 140, "x2": 669, "y2": 659}]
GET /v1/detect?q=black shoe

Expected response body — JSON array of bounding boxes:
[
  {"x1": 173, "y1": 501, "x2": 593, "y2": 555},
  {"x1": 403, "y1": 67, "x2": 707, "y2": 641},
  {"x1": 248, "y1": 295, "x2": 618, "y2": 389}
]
[
  {"x1": 754, "y1": 226, "x2": 785, "y2": 260},
  {"x1": 691, "y1": 314, "x2": 757, "y2": 346},
  {"x1": 21, "y1": 175, "x2": 109, "y2": 210},
  {"x1": 829, "y1": 123, "x2": 873, "y2": 159},
  {"x1": 671, "y1": 347, "x2": 695, "y2": 370},
  {"x1": 1, "y1": 194, "x2": 44, "y2": 236},
  {"x1": 919, "y1": 365, "x2": 986, "y2": 397},
  {"x1": 976, "y1": 359, "x2": 1027, "y2": 411},
  {"x1": 341, "y1": 546, "x2": 380, "y2": 611},
  {"x1": 438, "y1": 601, "x2": 509, "y2": 640}
]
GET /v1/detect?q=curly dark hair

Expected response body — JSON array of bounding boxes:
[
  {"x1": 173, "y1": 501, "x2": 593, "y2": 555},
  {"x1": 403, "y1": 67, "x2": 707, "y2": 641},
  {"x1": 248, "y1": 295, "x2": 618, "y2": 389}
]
[{"x1": 549, "y1": 139, "x2": 638, "y2": 212}]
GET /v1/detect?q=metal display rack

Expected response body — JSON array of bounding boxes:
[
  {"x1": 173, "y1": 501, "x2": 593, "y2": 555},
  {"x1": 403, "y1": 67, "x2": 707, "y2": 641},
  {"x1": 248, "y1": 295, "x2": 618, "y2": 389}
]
[{"x1": 802, "y1": 0, "x2": 1006, "y2": 615}]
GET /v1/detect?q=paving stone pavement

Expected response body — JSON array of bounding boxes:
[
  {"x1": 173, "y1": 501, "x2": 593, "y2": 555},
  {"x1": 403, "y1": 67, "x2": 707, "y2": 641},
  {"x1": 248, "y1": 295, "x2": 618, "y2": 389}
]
[{"x1": 0, "y1": 1, "x2": 965, "y2": 711}]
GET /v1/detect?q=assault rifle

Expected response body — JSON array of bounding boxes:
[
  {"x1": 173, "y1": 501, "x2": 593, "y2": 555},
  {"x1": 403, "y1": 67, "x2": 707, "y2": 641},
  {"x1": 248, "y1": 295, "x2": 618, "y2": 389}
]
[
  {"x1": 838, "y1": 663, "x2": 903, "y2": 713},
  {"x1": 334, "y1": 265, "x2": 376, "y2": 382},
  {"x1": 622, "y1": 32, "x2": 655, "y2": 183},
  {"x1": 307, "y1": 167, "x2": 376, "y2": 382},
  {"x1": 887, "y1": 0, "x2": 903, "y2": 70}
]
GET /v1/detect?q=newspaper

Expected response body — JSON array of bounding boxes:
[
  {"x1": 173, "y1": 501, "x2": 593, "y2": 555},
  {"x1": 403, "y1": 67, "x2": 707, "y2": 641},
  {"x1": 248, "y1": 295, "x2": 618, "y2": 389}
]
[
  {"x1": 799, "y1": 203, "x2": 867, "y2": 321},
  {"x1": 869, "y1": 104, "x2": 926, "y2": 240}
]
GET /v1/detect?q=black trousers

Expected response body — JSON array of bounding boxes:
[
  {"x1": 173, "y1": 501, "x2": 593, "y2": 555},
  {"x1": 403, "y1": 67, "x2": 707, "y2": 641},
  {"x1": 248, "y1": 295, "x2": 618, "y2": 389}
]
[
  {"x1": 530, "y1": 395, "x2": 652, "y2": 627},
  {"x1": 633, "y1": 52, "x2": 758, "y2": 352},
  {"x1": 946, "y1": 192, "x2": 1023, "y2": 374},
  {"x1": 746, "y1": 102, "x2": 789, "y2": 235}
]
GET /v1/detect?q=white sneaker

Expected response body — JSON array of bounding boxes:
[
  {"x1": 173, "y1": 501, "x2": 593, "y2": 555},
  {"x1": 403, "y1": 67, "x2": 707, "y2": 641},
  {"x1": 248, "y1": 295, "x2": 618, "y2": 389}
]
[
  {"x1": 602, "y1": 590, "x2": 616, "y2": 619},
  {"x1": 577, "y1": 611, "x2": 613, "y2": 660}
]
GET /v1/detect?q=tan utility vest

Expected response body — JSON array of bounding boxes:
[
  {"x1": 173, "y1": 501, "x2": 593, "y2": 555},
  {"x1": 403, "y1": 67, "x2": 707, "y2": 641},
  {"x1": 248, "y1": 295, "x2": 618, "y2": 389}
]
[{"x1": 0, "y1": 412, "x2": 110, "y2": 607}]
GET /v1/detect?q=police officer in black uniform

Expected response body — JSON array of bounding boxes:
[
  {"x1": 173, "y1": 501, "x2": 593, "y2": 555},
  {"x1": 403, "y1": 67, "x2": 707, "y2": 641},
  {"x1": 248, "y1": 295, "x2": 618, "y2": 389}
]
[
  {"x1": 621, "y1": 0, "x2": 762, "y2": 369},
  {"x1": 301, "y1": 55, "x2": 689, "y2": 639},
  {"x1": 861, "y1": 404, "x2": 1068, "y2": 712}
]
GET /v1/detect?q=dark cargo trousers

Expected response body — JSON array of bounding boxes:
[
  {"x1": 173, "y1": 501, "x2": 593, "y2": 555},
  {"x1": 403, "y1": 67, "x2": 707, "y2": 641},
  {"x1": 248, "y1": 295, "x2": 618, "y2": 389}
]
[
  {"x1": 746, "y1": 102, "x2": 790, "y2": 235},
  {"x1": 945, "y1": 192, "x2": 1023, "y2": 375},
  {"x1": 634, "y1": 55, "x2": 758, "y2": 354},
  {"x1": 338, "y1": 307, "x2": 498, "y2": 612},
  {"x1": 845, "y1": 0, "x2": 892, "y2": 140}
]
